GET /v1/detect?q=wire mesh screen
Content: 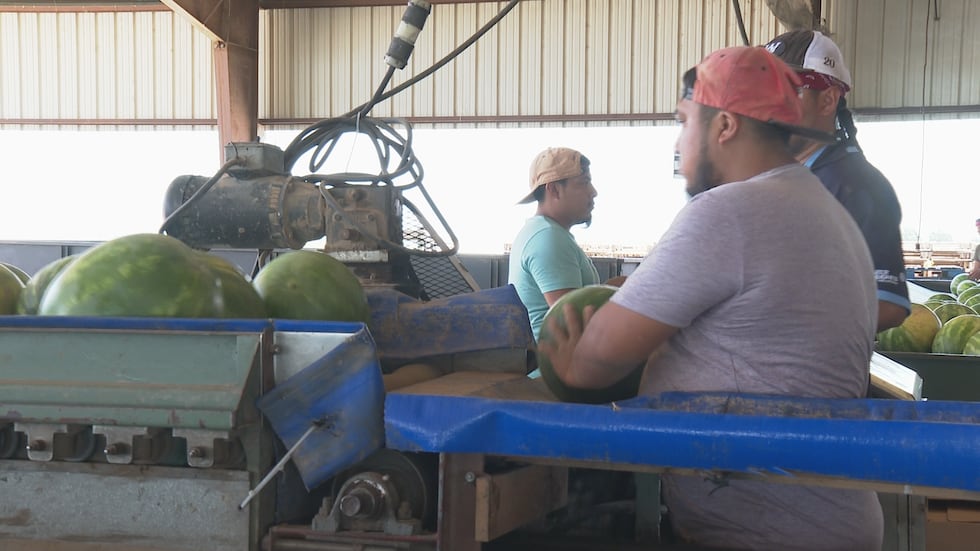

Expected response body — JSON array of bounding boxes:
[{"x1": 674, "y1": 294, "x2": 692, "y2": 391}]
[
  {"x1": 401, "y1": 207, "x2": 479, "y2": 298},
  {"x1": 409, "y1": 255, "x2": 479, "y2": 298}
]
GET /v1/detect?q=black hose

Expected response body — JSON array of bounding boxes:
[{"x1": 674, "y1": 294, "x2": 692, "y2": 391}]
[
  {"x1": 159, "y1": 156, "x2": 245, "y2": 236},
  {"x1": 732, "y1": 0, "x2": 750, "y2": 46}
]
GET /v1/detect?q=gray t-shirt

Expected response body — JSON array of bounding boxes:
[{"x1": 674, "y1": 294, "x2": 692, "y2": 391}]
[{"x1": 613, "y1": 164, "x2": 882, "y2": 550}]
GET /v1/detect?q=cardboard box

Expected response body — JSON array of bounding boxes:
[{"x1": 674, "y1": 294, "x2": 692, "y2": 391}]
[{"x1": 926, "y1": 499, "x2": 980, "y2": 551}]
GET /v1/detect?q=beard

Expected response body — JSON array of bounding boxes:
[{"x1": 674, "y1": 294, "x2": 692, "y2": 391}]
[
  {"x1": 787, "y1": 134, "x2": 809, "y2": 157},
  {"x1": 684, "y1": 137, "x2": 721, "y2": 198}
]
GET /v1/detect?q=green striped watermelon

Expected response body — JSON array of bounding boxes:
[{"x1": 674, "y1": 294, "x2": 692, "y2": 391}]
[
  {"x1": 536, "y1": 285, "x2": 644, "y2": 404},
  {"x1": 876, "y1": 303, "x2": 941, "y2": 353},
  {"x1": 1, "y1": 263, "x2": 30, "y2": 285},
  {"x1": 252, "y1": 250, "x2": 369, "y2": 323},
  {"x1": 950, "y1": 273, "x2": 971, "y2": 294},
  {"x1": 933, "y1": 302, "x2": 977, "y2": 325},
  {"x1": 957, "y1": 285, "x2": 980, "y2": 305},
  {"x1": 17, "y1": 255, "x2": 77, "y2": 315},
  {"x1": 39, "y1": 233, "x2": 223, "y2": 318},
  {"x1": 195, "y1": 252, "x2": 267, "y2": 319},
  {"x1": 931, "y1": 314, "x2": 980, "y2": 354},
  {"x1": 923, "y1": 300, "x2": 956, "y2": 312},
  {"x1": 0, "y1": 264, "x2": 24, "y2": 315},
  {"x1": 965, "y1": 332, "x2": 980, "y2": 356},
  {"x1": 954, "y1": 279, "x2": 978, "y2": 297}
]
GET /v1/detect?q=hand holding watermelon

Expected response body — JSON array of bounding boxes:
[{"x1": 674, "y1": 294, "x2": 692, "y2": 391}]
[
  {"x1": 537, "y1": 299, "x2": 598, "y2": 386},
  {"x1": 535, "y1": 285, "x2": 643, "y2": 404}
]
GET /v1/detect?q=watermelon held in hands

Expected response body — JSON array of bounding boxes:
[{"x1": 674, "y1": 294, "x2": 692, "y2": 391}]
[
  {"x1": 16, "y1": 255, "x2": 77, "y2": 315},
  {"x1": 536, "y1": 284, "x2": 643, "y2": 404},
  {"x1": 252, "y1": 250, "x2": 369, "y2": 323},
  {"x1": 0, "y1": 264, "x2": 25, "y2": 315},
  {"x1": 931, "y1": 314, "x2": 980, "y2": 354},
  {"x1": 39, "y1": 233, "x2": 224, "y2": 318},
  {"x1": 876, "y1": 304, "x2": 941, "y2": 353}
]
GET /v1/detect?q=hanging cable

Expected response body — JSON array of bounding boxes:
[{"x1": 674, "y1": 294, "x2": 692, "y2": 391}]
[
  {"x1": 343, "y1": 0, "x2": 522, "y2": 119},
  {"x1": 159, "y1": 156, "x2": 245, "y2": 236},
  {"x1": 272, "y1": 0, "x2": 523, "y2": 261},
  {"x1": 915, "y1": 0, "x2": 937, "y2": 248},
  {"x1": 732, "y1": 0, "x2": 750, "y2": 46}
]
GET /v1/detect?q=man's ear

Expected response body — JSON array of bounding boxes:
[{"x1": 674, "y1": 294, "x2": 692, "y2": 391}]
[
  {"x1": 818, "y1": 87, "x2": 842, "y2": 117},
  {"x1": 545, "y1": 181, "x2": 560, "y2": 199},
  {"x1": 716, "y1": 111, "x2": 740, "y2": 145}
]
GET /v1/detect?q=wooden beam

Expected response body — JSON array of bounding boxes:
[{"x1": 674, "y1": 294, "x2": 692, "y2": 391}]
[
  {"x1": 161, "y1": 0, "x2": 259, "y2": 160},
  {"x1": 258, "y1": 0, "x2": 498, "y2": 7},
  {"x1": 474, "y1": 465, "x2": 568, "y2": 542}
]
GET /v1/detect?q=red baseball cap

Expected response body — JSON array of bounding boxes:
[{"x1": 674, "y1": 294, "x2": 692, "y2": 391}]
[{"x1": 683, "y1": 46, "x2": 834, "y2": 142}]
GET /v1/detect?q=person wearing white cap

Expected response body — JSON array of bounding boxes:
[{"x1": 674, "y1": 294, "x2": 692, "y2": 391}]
[
  {"x1": 765, "y1": 29, "x2": 911, "y2": 332},
  {"x1": 508, "y1": 147, "x2": 600, "y2": 345}
]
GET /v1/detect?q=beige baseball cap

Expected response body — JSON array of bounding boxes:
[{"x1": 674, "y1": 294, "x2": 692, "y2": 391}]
[{"x1": 518, "y1": 147, "x2": 585, "y2": 204}]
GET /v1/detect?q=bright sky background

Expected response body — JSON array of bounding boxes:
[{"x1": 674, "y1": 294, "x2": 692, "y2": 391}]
[{"x1": 1, "y1": 118, "x2": 978, "y2": 255}]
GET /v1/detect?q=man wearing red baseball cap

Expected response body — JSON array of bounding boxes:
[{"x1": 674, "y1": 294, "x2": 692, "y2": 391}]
[
  {"x1": 766, "y1": 29, "x2": 911, "y2": 332},
  {"x1": 541, "y1": 46, "x2": 882, "y2": 550}
]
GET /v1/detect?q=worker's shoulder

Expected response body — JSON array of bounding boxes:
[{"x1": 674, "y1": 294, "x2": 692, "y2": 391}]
[{"x1": 813, "y1": 143, "x2": 894, "y2": 189}]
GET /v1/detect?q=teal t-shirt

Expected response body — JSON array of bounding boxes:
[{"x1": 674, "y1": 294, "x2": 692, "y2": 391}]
[{"x1": 508, "y1": 215, "x2": 600, "y2": 340}]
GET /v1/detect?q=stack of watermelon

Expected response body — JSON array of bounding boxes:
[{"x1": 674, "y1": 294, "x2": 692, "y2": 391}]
[
  {"x1": 2, "y1": 233, "x2": 369, "y2": 323},
  {"x1": 877, "y1": 273, "x2": 980, "y2": 355}
]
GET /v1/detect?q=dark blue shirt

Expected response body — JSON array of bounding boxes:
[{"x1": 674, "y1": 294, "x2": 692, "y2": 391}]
[{"x1": 808, "y1": 141, "x2": 911, "y2": 313}]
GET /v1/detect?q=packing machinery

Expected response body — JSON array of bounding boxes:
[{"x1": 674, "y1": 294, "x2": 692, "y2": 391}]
[
  {"x1": 4, "y1": 2, "x2": 980, "y2": 547},
  {"x1": 4, "y1": 131, "x2": 980, "y2": 551}
]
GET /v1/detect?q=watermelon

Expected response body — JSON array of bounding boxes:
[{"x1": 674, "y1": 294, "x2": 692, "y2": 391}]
[
  {"x1": 537, "y1": 285, "x2": 643, "y2": 404},
  {"x1": 965, "y1": 332, "x2": 980, "y2": 356},
  {"x1": 252, "y1": 250, "x2": 369, "y2": 323},
  {"x1": 933, "y1": 302, "x2": 977, "y2": 325},
  {"x1": 876, "y1": 304, "x2": 941, "y2": 353},
  {"x1": 923, "y1": 299, "x2": 957, "y2": 312},
  {"x1": 954, "y1": 279, "x2": 978, "y2": 297},
  {"x1": 956, "y1": 285, "x2": 980, "y2": 305},
  {"x1": 0, "y1": 265, "x2": 25, "y2": 314},
  {"x1": 16, "y1": 255, "x2": 77, "y2": 315},
  {"x1": 931, "y1": 314, "x2": 980, "y2": 354},
  {"x1": 927, "y1": 293, "x2": 957, "y2": 303},
  {"x1": 963, "y1": 295, "x2": 980, "y2": 312},
  {"x1": 950, "y1": 273, "x2": 971, "y2": 294},
  {"x1": 195, "y1": 252, "x2": 267, "y2": 319},
  {"x1": 39, "y1": 233, "x2": 223, "y2": 318},
  {"x1": 1, "y1": 263, "x2": 30, "y2": 284}
]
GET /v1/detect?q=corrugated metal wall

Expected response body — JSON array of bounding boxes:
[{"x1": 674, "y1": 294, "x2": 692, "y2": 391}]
[
  {"x1": 0, "y1": 9, "x2": 214, "y2": 130},
  {"x1": 1, "y1": 0, "x2": 979, "y2": 130},
  {"x1": 829, "y1": 0, "x2": 980, "y2": 119},
  {"x1": 259, "y1": 0, "x2": 792, "y2": 127}
]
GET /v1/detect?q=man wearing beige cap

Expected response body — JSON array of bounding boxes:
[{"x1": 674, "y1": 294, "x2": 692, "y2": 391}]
[{"x1": 508, "y1": 147, "x2": 600, "y2": 343}]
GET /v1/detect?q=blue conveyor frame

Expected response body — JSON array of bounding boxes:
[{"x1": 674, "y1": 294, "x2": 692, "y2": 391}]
[{"x1": 385, "y1": 388, "x2": 980, "y2": 498}]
